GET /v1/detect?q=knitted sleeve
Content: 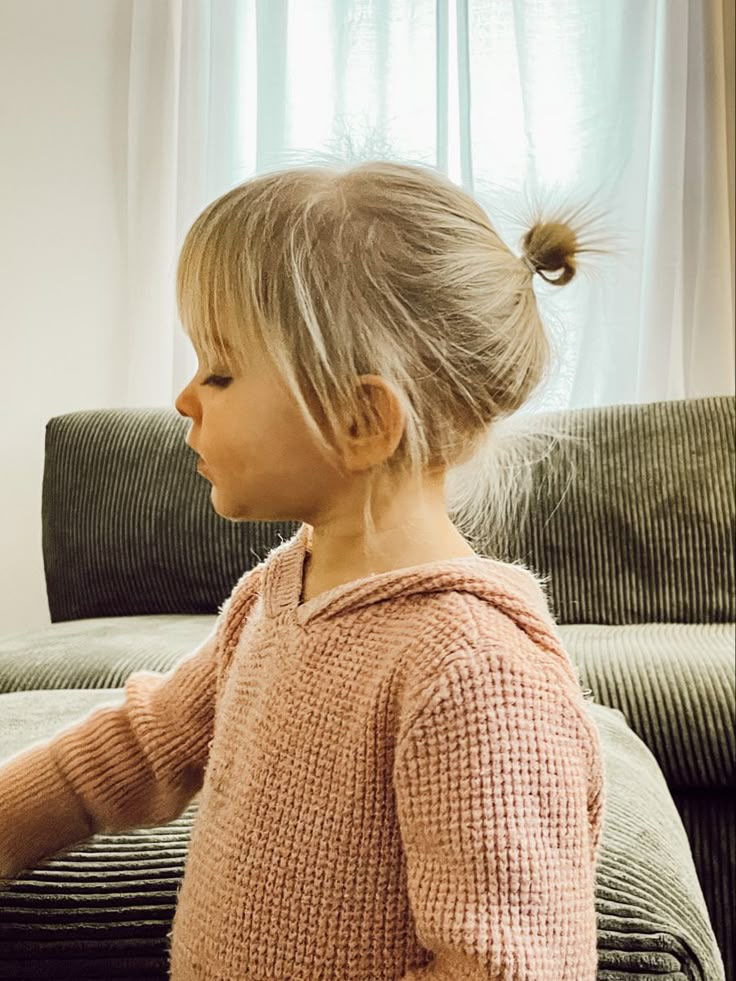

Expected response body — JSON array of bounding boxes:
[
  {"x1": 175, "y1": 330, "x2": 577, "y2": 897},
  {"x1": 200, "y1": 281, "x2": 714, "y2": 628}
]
[
  {"x1": 393, "y1": 644, "x2": 603, "y2": 981},
  {"x1": 0, "y1": 569, "x2": 261, "y2": 886}
]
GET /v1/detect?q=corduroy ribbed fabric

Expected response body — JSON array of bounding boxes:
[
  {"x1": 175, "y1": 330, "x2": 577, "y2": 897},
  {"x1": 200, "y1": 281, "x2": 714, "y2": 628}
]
[{"x1": 0, "y1": 524, "x2": 604, "y2": 980}]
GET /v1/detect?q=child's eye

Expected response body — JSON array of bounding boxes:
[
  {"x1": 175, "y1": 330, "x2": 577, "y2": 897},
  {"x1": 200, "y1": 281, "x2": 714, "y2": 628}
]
[{"x1": 203, "y1": 375, "x2": 231, "y2": 388}]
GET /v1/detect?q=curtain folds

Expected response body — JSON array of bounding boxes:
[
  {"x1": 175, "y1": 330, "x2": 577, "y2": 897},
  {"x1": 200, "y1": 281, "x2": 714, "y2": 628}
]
[{"x1": 126, "y1": 0, "x2": 735, "y2": 411}]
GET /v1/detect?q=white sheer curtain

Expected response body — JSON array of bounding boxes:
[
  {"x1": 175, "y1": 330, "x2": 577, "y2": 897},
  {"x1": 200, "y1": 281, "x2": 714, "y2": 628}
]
[{"x1": 125, "y1": 0, "x2": 735, "y2": 411}]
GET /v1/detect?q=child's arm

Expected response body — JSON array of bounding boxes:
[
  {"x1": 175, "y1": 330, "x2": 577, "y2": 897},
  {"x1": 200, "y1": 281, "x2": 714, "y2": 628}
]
[
  {"x1": 393, "y1": 642, "x2": 604, "y2": 981},
  {"x1": 0, "y1": 571, "x2": 259, "y2": 887}
]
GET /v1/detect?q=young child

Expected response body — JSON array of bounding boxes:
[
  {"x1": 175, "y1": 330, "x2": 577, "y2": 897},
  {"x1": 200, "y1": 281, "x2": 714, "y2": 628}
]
[{"x1": 0, "y1": 161, "x2": 606, "y2": 980}]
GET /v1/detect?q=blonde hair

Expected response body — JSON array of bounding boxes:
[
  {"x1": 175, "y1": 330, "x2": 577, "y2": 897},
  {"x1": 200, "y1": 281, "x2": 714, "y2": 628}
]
[{"x1": 176, "y1": 157, "x2": 614, "y2": 557}]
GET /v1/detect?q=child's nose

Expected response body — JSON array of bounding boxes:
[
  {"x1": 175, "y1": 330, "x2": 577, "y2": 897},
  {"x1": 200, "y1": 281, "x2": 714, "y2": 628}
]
[{"x1": 174, "y1": 386, "x2": 192, "y2": 417}]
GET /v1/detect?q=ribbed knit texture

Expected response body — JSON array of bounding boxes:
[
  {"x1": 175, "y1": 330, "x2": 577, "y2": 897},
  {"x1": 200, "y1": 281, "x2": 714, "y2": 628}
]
[{"x1": 0, "y1": 525, "x2": 604, "y2": 980}]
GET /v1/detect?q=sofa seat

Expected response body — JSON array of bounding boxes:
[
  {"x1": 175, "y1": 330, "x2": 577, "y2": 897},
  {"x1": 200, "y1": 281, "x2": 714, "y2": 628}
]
[
  {"x1": 0, "y1": 616, "x2": 218, "y2": 694},
  {"x1": 0, "y1": 616, "x2": 728, "y2": 980}
]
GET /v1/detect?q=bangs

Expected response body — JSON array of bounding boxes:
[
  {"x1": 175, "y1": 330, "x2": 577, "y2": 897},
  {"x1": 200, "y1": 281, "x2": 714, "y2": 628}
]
[{"x1": 176, "y1": 205, "x2": 260, "y2": 374}]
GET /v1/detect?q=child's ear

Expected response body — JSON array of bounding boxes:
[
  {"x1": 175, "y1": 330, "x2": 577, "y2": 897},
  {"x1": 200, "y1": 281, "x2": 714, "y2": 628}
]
[{"x1": 341, "y1": 376, "x2": 404, "y2": 471}]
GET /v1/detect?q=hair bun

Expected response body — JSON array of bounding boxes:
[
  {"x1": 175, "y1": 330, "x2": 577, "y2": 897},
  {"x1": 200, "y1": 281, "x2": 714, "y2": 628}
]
[{"x1": 522, "y1": 221, "x2": 578, "y2": 286}]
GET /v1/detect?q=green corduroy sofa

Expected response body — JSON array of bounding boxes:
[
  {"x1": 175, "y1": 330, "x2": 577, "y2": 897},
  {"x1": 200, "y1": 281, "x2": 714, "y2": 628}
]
[{"x1": 0, "y1": 395, "x2": 732, "y2": 981}]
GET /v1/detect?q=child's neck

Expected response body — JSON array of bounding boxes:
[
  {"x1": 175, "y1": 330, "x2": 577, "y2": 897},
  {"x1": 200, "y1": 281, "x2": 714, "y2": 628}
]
[{"x1": 299, "y1": 519, "x2": 476, "y2": 605}]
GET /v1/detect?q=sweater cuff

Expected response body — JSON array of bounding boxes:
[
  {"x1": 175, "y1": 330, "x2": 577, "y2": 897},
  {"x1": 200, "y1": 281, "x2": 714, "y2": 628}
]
[{"x1": 0, "y1": 740, "x2": 93, "y2": 882}]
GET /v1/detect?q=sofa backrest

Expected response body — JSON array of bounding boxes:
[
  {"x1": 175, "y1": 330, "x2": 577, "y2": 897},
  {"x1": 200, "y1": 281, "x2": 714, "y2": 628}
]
[
  {"x1": 483, "y1": 395, "x2": 734, "y2": 624},
  {"x1": 41, "y1": 395, "x2": 734, "y2": 624}
]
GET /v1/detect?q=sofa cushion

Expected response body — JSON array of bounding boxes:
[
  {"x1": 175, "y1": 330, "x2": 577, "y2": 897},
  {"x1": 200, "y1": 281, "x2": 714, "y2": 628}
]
[
  {"x1": 0, "y1": 691, "x2": 725, "y2": 980},
  {"x1": 0, "y1": 616, "x2": 217, "y2": 694},
  {"x1": 559, "y1": 622, "x2": 735, "y2": 791},
  {"x1": 482, "y1": 395, "x2": 735, "y2": 625}
]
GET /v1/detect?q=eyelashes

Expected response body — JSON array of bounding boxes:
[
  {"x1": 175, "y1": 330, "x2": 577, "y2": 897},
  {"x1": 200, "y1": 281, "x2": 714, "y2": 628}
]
[{"x1": 203, "y1": 375, "x2": 232, "y2": 388}]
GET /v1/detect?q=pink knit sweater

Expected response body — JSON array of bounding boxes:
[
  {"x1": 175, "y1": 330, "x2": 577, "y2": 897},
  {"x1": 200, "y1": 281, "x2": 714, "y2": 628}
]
[{"x1": 0, "y1": 523, "x2": 604, "y2": 979}]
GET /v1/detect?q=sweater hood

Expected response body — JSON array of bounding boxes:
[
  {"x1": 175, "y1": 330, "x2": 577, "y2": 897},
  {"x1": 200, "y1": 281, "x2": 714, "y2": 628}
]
[{"x1": 258, "y1": 524, "x2": 573, "y2": 670}]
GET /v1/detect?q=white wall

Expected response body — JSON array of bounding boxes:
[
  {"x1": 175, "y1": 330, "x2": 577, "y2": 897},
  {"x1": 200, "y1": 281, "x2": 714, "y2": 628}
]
[
  {"x1": 725, "y1": 0, "x2": 735, "y2": 315},
  {"x1": 0, "y1": 0, "x2": 132, "y2": 633}
]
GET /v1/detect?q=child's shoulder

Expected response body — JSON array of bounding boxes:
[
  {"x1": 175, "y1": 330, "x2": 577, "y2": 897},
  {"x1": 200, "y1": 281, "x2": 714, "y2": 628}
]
[
  {"x1": 215, "y1": 562, "x2": 268, "y2": 657},
  {"x1": 397, "y1": 579, "x2": 583, "y2": 718}
]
